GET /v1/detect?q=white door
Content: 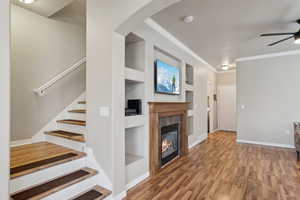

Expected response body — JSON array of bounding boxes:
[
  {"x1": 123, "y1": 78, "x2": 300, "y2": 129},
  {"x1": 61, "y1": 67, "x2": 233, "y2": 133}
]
[{"x1": 217, "y1": 84, "x2": 236, "y2": 131}]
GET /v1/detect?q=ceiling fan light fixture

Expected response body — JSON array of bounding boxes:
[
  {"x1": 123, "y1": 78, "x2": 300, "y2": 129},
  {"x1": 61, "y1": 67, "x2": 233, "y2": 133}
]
[{"x1": 18, "y1": 0, "x2": 35, "y2": 4}]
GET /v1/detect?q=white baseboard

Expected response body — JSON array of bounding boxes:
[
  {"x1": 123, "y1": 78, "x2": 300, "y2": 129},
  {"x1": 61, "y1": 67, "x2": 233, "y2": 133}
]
[
  {"x1": 126, "y1": 172, "x2": 149, "y2": 191},
  {"x1": 113, "y1": 191, "x2": 127, "y2": 200},
  {"x1": 237, "y1": 139, "x2": 295, "y2": 149},
  {"x1": 189, "y1": 133, "x2": 207, "y2": 149}
]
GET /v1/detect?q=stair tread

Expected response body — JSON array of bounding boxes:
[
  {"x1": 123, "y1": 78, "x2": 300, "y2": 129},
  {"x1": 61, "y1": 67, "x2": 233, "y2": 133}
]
[
  {"x1": 11, "y1": 142, "x2": 86, "y2": 179},
  {"x1": 78, "y1": 101, "x2": 86, "y2": 104},
  {"x1": 45, "y1": 130, "x2": 85, "y2": 143},
  {"x1": 11, "y1": 167, "x2": 97, "y2": 200},
  {"x1": 69, "y1": 109, "x2": 86, "y2": 114},
  {"x1": 70, "y1": 185, "x2": 112, "y2": 200},
  {"x1": 57, "y1": 119, "x2": 86, "y2": 126}
]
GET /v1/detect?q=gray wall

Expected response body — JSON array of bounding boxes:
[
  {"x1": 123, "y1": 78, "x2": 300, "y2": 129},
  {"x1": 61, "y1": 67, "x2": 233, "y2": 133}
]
[
  {"x1": 11, "y1": 5, "x2": 86, "y2": 141},
  {"x1": 0, "y1": 0, "x2": 10, "y2": 198},
  {"x1": 237, "y1": 53, "x2": 300, "y2": 147}
]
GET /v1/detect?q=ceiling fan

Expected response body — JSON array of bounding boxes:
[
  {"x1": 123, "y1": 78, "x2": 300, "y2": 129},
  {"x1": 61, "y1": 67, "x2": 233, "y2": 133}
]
[{"x1": 260, "y1": 19, "x2": 300, "y2": 46}]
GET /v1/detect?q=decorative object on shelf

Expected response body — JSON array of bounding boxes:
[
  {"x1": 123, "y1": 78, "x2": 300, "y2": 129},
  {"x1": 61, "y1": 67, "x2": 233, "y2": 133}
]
[
  {"x1": 125, "y1": 108, "x2": 137, "y2": 116},
  {"x1": 154, "y1": 60, "x2": 180, "y2": 95},
  {"x1": 127, "y1": 99, "x2": 142, "y2": 115},
  {"x1": 293, "y1": 122, "x2": 300, "y2": 161}
]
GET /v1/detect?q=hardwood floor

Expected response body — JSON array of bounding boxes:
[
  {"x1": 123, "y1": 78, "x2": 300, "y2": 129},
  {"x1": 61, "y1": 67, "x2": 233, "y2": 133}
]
[{"x1": 125, "y1": 131, "x2": 300, "y2": 200}]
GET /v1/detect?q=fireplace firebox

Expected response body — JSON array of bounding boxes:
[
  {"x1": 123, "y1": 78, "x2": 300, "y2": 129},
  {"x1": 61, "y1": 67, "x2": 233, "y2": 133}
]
[{"x1": 161, "y1": 124, "x2": 180, "y2": 166}]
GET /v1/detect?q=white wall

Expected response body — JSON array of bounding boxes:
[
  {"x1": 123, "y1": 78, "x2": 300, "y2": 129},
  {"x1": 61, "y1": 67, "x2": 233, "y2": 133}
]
[
  {"x1": 236, "y1": 53, "x2": 300, "y2": 147},
  {"x1": 217, "y1": 71, "x2": 236, "y2": 131},
  {"x1": 86, "y1": 1, "x2": 183, "y2": 197},
  {"x1": 0, "y1": 0, "x2": 10, "y2": 198},
  {"x1": 124, "y1": 22, "x2": 210, "y2": 186},
  {"x1": 11, "y1": 5, "x2": 86, "y2": 141}
]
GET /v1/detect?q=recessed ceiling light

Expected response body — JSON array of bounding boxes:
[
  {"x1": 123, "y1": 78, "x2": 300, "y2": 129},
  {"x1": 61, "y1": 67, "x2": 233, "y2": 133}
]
[
  {"x1": 19, "y1": 0, "x2": 35, "y2": 4},
  {"x1": 183, "y1": 16, "x2": 194, "y2": 24}
]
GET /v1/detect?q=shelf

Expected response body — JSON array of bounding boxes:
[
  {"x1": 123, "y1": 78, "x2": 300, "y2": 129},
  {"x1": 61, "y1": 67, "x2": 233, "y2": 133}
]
[
  {"x1": 125, "y1": 153, "x2": 144, "y2": 166},
  {"x1": 125, "y1": 67, "x2": 145, "y2": 83},
  {"x1": 187, "y1": 116, "x2": 194, "y2": 136},
  {"x1": 185, "y1": 84, "x2": 194, "y2": 91},
  {"x1": 188, "y1": 110, "x2": 194, "y2": 117},
  {"x1": 125, "y1": 115, "x2": 145, "y2": 129},
  {"x1": 186, "y1": 63, "x2": 194, "y2": 86},
  {"x1": 186, "y1": 91, "x2": 194, "y2": 110}
]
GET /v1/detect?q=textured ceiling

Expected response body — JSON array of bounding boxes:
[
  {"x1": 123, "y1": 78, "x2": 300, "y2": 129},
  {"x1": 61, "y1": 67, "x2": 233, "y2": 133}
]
[{"x1": 152, "y1": 0, "x2": 300, "y2": 70}]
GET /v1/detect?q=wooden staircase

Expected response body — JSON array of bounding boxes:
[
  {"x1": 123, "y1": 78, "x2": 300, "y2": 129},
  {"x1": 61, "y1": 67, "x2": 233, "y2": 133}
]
[{"x1": 10, "y1": 99, "x2": 112, "y2": 200}]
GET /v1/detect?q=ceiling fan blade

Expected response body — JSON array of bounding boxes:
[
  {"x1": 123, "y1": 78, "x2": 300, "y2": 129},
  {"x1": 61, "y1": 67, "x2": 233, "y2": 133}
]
[
  {"x1": 268, "y1": 36, "x2": 294, "y2": 46},
  {"x1": 261, "y1": 33, "x2": 296, "y2": 37}
]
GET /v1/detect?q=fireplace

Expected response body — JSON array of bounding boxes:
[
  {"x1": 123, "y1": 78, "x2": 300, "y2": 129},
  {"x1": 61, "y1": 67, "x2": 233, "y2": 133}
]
[
  {"x1": 149, "y1": 102, "x2": 189, "y2": 176},
  {"x1": 161, "y1": 124, "x2": 180, "y2": 166}
]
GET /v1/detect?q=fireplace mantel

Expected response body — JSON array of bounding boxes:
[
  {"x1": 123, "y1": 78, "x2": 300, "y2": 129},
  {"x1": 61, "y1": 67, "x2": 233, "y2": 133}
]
[{"x1": 148, "y1": 102, "x2": 189, "y2": 176}]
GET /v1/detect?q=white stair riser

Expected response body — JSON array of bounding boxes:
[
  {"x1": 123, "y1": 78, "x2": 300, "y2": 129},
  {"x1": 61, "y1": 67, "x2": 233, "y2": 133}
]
[
  {"x1": 41, "y1": 175, "x2": 98, "y2": 200},
  {"x1": 76, "y1": 104, "x2": 86, "y2": 110},
  {"x1": 67, "y1": 113, "x2": 86, "y2": 121},
  {"x1": 58, "y1": 123, "x2": 86, "y2": 134},
  {"x1": 10, "y1": 158, "x2": 86, "y2": 194},
  {"x1": 45, "y1": 135, "x2": 85, "y2": 152}
]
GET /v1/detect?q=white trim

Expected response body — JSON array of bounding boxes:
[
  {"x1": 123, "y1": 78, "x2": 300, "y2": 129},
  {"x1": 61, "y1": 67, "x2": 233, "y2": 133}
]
[
  {"x1": 235, "y1": 50, "x2": 300, "y2": 63},
  {"x1": 33, "y1": 57, "x2": 86, "y2": 96},
  {"x1": 216, "y1": 69, "x2": 236, "y2": 74},
  {"x1": 237, "y1": 139, "x2": 295, "y2": 149},
  {"x1": 126, "y1": 172, "x2": 150, "y2": 190},
  {"x1": 113, "y1": 191, "x2": 127, "y2": 200},
  {"x1": 145, "y1": 18, "x2": 217, "y2": 73},
  {"x1": 189, "y1": 133, "x2": 207, "y2": 149},
  {"x1": 85, "y1": 147, "x2": 112, "y2": 190}
]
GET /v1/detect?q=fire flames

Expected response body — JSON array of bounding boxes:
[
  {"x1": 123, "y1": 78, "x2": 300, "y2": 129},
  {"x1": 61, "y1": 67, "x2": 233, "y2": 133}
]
[{"x1": 162, "y1": 139, "x2": 173, "y2": 153}]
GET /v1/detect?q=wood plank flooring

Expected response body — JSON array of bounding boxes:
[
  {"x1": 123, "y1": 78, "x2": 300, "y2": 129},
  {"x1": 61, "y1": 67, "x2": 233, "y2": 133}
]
[{"x1": 124, "y1": 131, "x2": 300, "y2": 200}]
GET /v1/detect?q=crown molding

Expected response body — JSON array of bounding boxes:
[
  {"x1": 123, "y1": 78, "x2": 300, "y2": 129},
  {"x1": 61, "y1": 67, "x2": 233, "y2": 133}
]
[
  {"x1": 235, "y1": 49, "x2": 300, "y2": 63},
  {"x1": 145, "y1": 18, "x2": 217, "y2": 73}
]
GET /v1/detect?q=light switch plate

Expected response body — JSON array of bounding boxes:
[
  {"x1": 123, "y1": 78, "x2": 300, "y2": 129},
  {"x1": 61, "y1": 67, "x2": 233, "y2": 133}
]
[{"x1": 99, "y1": 107, "x2": 110, "y2": 117}]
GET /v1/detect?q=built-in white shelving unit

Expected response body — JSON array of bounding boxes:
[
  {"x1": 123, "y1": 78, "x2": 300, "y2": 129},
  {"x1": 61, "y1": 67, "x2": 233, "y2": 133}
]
[
  {"x1": 185, "y1": 84, "x2": 194, "y2": 91},
  {"x1": 125, "y1": 67, "x2": 145, "y2": 83},
  {"x1": 186, "y1": 90, "x2": 194, "y2": 110},
  {"x1": 185, "y1": 63, "x2": 195, "y2": 136},
  {"x1": 187, "y1": 116, "x2": 194, "y2": 136},
  {"x1": 124, "y1": 33, "x2": 147, "y2": 185},
  {"x1": 188, "y1": 109, "x2": 194, "y2": 117},
  {"x1": 186, "y1": 63, "x2": 194, "y2": 86},
  {"x1": 125, "y1": 115, "x2": 145, "y2": 129}
]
